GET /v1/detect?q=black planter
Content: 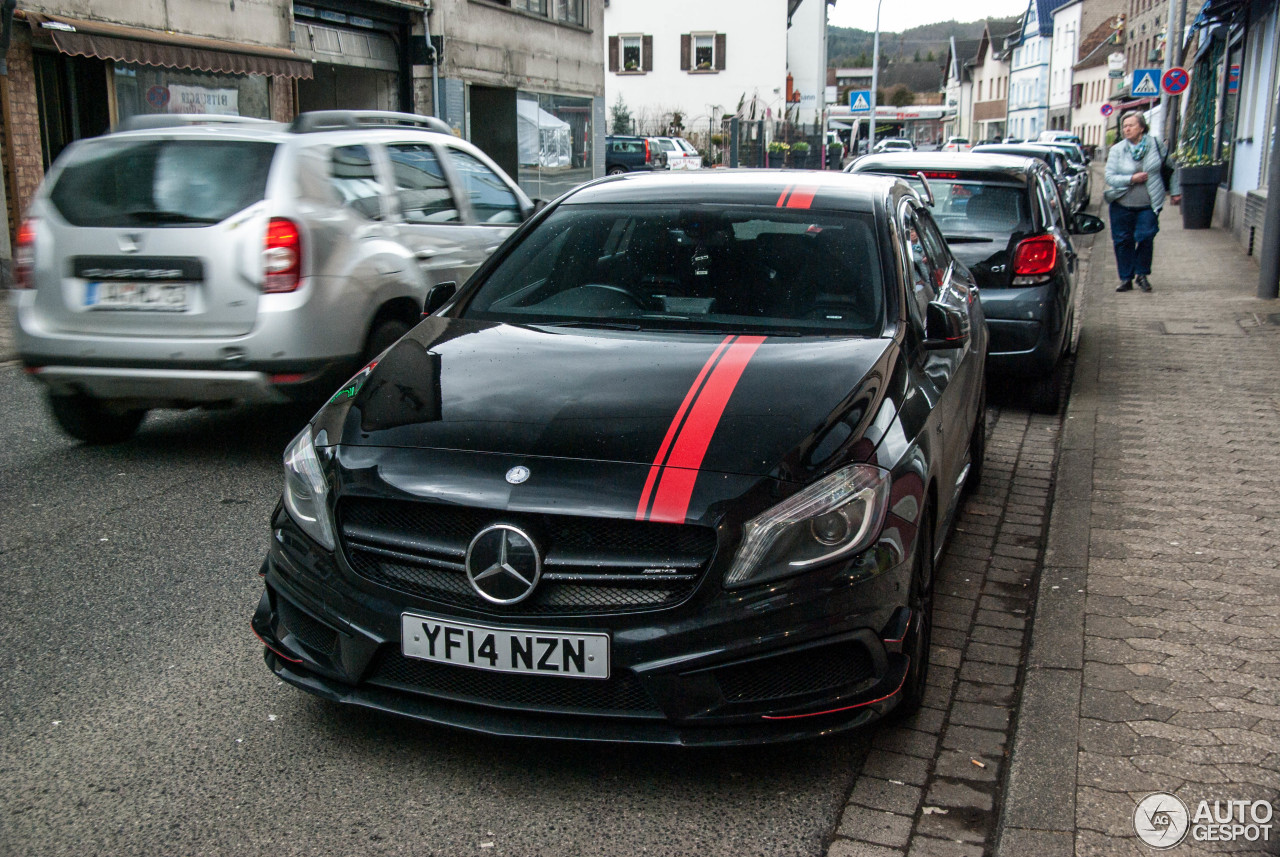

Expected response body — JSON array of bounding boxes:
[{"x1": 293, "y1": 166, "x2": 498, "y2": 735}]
[{"x1": 1177, "y1": 163, "x2": 1225, "y2": 230}]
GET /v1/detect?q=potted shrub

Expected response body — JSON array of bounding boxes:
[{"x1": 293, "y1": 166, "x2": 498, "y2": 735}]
[{"x1": 1174, "y1": 149, "x2": 1226, "y2": 230}]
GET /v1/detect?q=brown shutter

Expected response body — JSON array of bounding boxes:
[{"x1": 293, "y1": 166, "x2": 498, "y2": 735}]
[
  {"x1": 642, "y1": 35, "x2": 653, "y2": 71},
  {"x1": 609, "y1": 36, "x2": 619, "y2": 72},
  {"x1": 680, "y1": 34, "x2": 691, "y2": 70},
  {"x1": 715, "y1": 33, "x2": 726, "y2": 70}
]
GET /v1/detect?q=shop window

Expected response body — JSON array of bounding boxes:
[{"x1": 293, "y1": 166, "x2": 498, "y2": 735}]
[{"x1": 112, "y1": 65, "x2": 271, "y2": 126}]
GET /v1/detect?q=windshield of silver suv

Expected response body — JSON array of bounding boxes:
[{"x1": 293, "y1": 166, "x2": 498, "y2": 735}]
[
  {"x1": 461, "y1": 204, "x2": 885, "y2": 334},
  {"x1": 49, "y1": 138, "x2": 277, "y2": 227}
]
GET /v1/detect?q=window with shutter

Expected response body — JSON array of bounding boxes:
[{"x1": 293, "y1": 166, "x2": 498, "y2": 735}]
[{"x1": 680, "y1": 34, "x2": 691, "y2": 71}]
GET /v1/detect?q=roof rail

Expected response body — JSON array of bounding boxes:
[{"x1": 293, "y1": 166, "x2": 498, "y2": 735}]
[
  {"x1": 289, "y1": 110, "x2": 454, "y2": 135},
  {"x1": 114, "y1": 114, "x2": 281, "y2": 132}
]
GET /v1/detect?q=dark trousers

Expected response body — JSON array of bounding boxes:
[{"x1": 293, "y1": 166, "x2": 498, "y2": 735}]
[{"x1": 1109, "y1": 202, "x2": 1159, "y2": 281}]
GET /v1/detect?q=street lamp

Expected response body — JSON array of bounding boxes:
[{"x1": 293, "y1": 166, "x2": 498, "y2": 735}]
[{"x1": 868, "y1": 0, "x2": 884, "y2": 154}]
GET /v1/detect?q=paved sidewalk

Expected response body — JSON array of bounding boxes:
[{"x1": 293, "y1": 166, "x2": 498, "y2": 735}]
[{"x1": 997, "y1": 207, "x2": 1280, "y2": 854}]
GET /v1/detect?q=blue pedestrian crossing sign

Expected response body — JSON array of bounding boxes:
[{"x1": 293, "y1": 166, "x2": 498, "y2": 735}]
[
  {"x1": 849, "y1": 90, "x2": 871, "y2": 112},
  {"x1": 1132, "y1": 69, "x2": 1160, "y2": 97}
]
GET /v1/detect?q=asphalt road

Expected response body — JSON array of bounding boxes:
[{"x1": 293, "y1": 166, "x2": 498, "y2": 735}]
[{"x1": 0, "y1": 365, "x2": 871, "y2": 857}]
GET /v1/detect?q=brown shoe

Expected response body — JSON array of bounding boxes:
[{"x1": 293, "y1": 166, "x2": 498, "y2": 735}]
[
  {"x1": 1116, "y1": 280, "x2": 1134, "y2": 292},
  {"x1": 1136, "y1": 275, "x2": 1152, "y2": 292}
]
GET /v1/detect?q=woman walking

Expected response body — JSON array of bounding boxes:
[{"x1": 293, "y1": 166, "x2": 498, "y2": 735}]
[{"x1": 1104, "y1": 111, "x2": 1181, "y2": 292}]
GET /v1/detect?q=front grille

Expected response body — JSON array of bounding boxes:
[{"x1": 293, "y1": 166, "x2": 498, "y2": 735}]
[
  {"x1": 367, "y1": 650, "x2": 661, "y2": 715},
  {"x1": 337, "y1": 498, "x2": 717, "y2": 614},
  {"x1": 712, "y1": 642, "x2": 876, "y2": 703},
  {"x1": 278, "y1": 599, "x2": 339, "y2": 656}
]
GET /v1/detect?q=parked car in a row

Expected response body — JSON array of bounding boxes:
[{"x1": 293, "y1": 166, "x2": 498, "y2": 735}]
[
  {"x1": 651, "y1": 136, "x2": 702, "y2": 169},
  {"x1": 872, "y1": 137, "x2": 914, "y2": 154},
  {"x1": 605, "y1": 135, "x2": 669, "y2": 174},
  {"x1": 15, "y1": 110, "x2": 535, "y2": 443},
  {"x1": 848, "y1": 152, "x2": 1105, "y2": 413},
  {"x1": 253, "y1": 169, "x2": 989, "y2": 744},
  {"x1": 942, "y1": 137, "x2": 972, "y2": 153},
  {"x1": 972, "y1": 142, "x2": 1089, "y2": 213}
]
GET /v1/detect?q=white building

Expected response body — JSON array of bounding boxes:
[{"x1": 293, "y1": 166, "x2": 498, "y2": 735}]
[
  {"x1": 1007, "y1": 0, "x2": 1072, "y2": 139},
  {"x1": 971, "y1": 20, "x2": 1018, "y2": 143},
  {"x1": 604, "y1": 0, "x2": 790, "y2": 141},
  {"x1": 1047, "y1": 0, "x2": 1081, "y2": 130},
  {"x1": 786, "y1": 0, "x2": 834, "y2": 125},
  {"x1": 1071, "y1": 16, "x2": 1125, "y2": 151}
]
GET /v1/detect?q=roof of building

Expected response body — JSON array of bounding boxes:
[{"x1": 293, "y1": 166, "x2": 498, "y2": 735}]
[{"x1": 1075, "y1": 17, "x2": 1121, "y2": 70}]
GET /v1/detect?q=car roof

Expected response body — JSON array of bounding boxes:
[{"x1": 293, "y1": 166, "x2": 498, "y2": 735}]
[
  {"x1": 559, "y1": 169, "x2": 904, "y2": 211},
  {"x1": 973, "y1": 143, "x2": 1066, "y2": 161},
  {"x1": 849, "y1": 152, "x2": 1037, "y2": 183}
]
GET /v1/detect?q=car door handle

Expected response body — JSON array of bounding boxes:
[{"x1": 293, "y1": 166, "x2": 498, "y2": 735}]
[{"x1": 415, "y1": 248, "x2": 439, "y2": 260}]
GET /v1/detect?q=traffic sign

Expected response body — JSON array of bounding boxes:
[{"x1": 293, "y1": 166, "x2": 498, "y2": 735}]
[
  {"x1": 1132, "y1": 68, "x2": 1161, "y2": 96},
  {"x1": 849, "y1": 90, "x2": 871, "y2": 112},
  {"x1": 1227, "y1": 64, "x2": 1240, "y2": 93},
  {"x1": 1161, "y1": 67, "x2": 1189, "y2": 95},
  {"x1": 1100, "y1": 103, "x2": 1114, "y2": 117}
]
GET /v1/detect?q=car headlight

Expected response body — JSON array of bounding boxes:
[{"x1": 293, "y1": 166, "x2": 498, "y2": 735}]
[
  {"x1": 282, "y1": 425, "x2": 335, "y2": 550},
  {"x1": 724, "y1": 464, "x2": 891, "y2": 588}
]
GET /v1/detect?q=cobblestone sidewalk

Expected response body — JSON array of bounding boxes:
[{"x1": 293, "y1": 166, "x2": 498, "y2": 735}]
[{"x1": 997, "y1": 208, "x2": 1280, "y2": 855}]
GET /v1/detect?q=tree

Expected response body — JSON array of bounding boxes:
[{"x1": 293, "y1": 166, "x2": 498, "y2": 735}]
[
  {"x1": 855, "y1": 51, "x2": 870, "y2": 67},
  {"x1": 888, "y1": 84, "x2": 915, "y2": 107},
  {"x1": 914, "y1": 50, "x2": 922, "y2": 62},
  {"x1": 610, "y1": 96, "x2": 633, "y2": 135},
  {"x1": 927, "y1": 50, "x2": 936, "y2": 62}
]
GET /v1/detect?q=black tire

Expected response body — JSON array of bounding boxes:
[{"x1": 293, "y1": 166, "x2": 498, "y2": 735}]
[
  {"x1": 1030, "y1": 357, "x2": 1067, "y2": 415},
  {"x1": 963, "y1": 385, "x2": 986, "y2": 497},
  {"x1": 894, "y1": 506, "x2": 935, "y2": 720},
  {"x1": 48, "y1": 394, "x2": 147, "y2": 444},
  {"x1": 607, "y1": 166, "x2": 627, "y2": 176},
  {"x1": 363, "y1": 318, "x2": 413, "y2": 364}
]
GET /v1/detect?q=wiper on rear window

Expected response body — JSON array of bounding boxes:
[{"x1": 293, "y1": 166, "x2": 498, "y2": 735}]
[
  {"x1": 943, "y1": 235, "x2": 996, "y2": 244},
  {"x1": 126, "y1": 209, "x2": 221, "y2": 225}
]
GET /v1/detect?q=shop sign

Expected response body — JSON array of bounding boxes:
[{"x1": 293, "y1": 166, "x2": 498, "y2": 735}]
[{"x1": 168, "y1": 85, "x2": 239, "y2": 116}]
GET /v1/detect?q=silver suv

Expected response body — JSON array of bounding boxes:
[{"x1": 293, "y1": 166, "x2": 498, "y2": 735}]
[{"x1": 14, "y1": 110, "x2": 534, "y2": 443}]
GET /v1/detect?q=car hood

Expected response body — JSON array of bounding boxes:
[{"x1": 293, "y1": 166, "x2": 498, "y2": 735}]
[{"x1": 316, "y1": 317, "x2": 895, "y2": 484}]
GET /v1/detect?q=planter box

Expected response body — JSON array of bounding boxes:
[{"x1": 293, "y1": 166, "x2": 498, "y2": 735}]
[{"x1": 1177, "y1": 163, "x2": 1226, "y2": 229}]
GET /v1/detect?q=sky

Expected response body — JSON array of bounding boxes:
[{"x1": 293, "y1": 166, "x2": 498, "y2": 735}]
[{"x1": 827, "y1": 0, "x2": 1030, "y2": 36}]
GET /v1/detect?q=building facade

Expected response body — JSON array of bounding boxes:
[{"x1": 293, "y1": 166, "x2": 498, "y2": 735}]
[
  {"x1": 1048, "y1": 0, "x2": 1082, "y2": 130},
  {"x1": 970, "y1": 19, "x2": 1018, "y2": 143},
  {"x1": 604, "y1": 0, "x2": 789, "y2": 146},
  {"x1": 1007, "y1": 0, "x2": 1072, "y2": 140},
  {"x1": 785, "y1": 0, "x2": 832, "y2": 126}
]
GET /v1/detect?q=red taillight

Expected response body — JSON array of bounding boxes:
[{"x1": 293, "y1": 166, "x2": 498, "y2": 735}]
[
  {"x1": 1012, "y1": 235, "x2": 1058, "y2": 277},
  {"x1": 644, "y1": 138, "x2": 651, "y2": 163},
  {"x1": 263, "y1": 217, "x2": 302, "y2": 293},
  {"x1": 13, "y1": 219, "x2": 36, "y2": 289}
]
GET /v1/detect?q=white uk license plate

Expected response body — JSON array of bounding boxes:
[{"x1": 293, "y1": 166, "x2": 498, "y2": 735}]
[
  {"x1": 401, "y1": 613, "x2": 610, "y2": 679},
  {"x1": 85, "y1": 281, "x2": 189, "y2": 311}
]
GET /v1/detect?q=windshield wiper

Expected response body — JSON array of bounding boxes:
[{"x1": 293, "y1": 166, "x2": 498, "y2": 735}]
[
  {"x1": 943, "y1": 235, "x2": 996, "y2": 244},
  {"x1": 126, "y1": 209, "x2": 221, "y2": 224},
  {"x1": 537, "y1": 320, "x2": 643, "y2": 331}
]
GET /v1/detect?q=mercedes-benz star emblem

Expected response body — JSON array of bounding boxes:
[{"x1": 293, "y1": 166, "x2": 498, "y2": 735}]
[
  {"x1": 465, "y1": 524, "x2": 542, "y2": 604},
  {"x1": 505, "y1": 466, "x2": 530, "y2": 485}
]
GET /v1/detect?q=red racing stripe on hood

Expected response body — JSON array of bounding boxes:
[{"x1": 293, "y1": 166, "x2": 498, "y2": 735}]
[{"x1": 641, "y1": 335, "x2": 767, "y2": 524}]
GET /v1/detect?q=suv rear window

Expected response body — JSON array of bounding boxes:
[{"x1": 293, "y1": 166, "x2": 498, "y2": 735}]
[{"x1": 49, "y1": 139, "x2": 277, "y2": 227}]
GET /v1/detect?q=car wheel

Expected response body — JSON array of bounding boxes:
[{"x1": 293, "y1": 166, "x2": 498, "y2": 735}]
[
  {"x1": 894, "y1": 505, "x2": 935, "y2": 720},
  {"x1": 963, "y1": 384, "x2": 986, "y2": 497},
  {"x1": 363, "y1": 318, "x2": 413, "y2": 364},
  {"x1": 48, "y1": 394, "x2": 147, "y2": 444},
  {"x1": 1030, "y1": 357, "x2": 1068, "y2": 414},
  {"x1": 607, "y1": 166, "x2": 627, "y2": 176}
]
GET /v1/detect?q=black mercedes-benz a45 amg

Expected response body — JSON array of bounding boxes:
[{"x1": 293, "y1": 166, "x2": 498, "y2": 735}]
[{"x1": 252, "y1": 170, "x2": 988, "y2": 745}]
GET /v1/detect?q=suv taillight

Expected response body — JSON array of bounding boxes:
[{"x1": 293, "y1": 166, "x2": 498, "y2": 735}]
[
  {"x1": 13, "y1": 219, "x2": 36, "y2": 290},
  {"x1": 263, "y1": 218, "x2": 302, "y2": 293},
  {"x1": 1012, "y1": 235, "x2": 1057, "y2": 281},
  {"x1": 644, "y1": 139, "x2": 651, "y2": 164}
]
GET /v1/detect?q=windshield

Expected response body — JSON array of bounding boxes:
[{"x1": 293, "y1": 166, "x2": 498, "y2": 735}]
[
  {"x1": 50, "y1": 138, "x2": 277, "y2": 227},
  {"x1": 461, "y1": 204, "x2": 886, "y2": 335}
]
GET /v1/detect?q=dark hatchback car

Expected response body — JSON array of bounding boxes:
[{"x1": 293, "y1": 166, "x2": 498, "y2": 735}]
[
  {"x1": 251, "y1": 170, "x2": 988, "y2": 745},
  {"x1": 847, "y1": 152, "x2": 1104, "y2": 412},
  {"x1": 971, "y1": 143, "x2": 1085, "y2": 213}
]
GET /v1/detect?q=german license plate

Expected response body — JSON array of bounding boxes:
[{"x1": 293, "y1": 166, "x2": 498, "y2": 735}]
[
  {"x1": 402, "y1": 613, "x2": 609, "y2": 679},
  {"x1": 85, "y1": 281, "x2": 188, "y2": 311}
]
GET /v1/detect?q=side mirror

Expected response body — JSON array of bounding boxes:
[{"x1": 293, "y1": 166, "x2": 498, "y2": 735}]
[
  {"x1": 1071, "y1": 213, "x2": 1105, "y2": 235},
  {"x1": 923, "y1": 301, "x2": 969, "y2": 350},
  {"x1": 423, "y1": 281, "x2": 457, "y2": 316}
]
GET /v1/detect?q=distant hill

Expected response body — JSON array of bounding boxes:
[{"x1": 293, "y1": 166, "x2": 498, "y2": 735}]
[{"x1": 829, "y1": 20, "x2": 992, "y2": 67}]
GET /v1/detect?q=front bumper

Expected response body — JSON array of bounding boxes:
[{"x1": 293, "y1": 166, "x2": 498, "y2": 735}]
[{"x1": 252, "y1": 512, "x2": 916, "y2": 746}]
